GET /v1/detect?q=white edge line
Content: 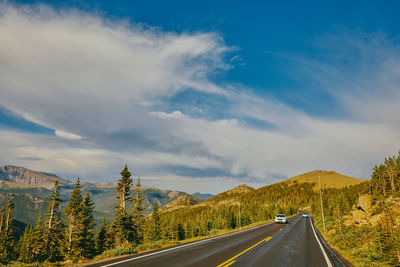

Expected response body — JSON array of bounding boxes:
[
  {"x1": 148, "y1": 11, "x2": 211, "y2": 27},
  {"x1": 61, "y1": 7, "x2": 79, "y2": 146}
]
[
  {"x1": 310, "y1": 219, "x2": 333, "y2": 267},
  {"x1": 101, "y1": 222, "x2": 273, "y2": 267}
]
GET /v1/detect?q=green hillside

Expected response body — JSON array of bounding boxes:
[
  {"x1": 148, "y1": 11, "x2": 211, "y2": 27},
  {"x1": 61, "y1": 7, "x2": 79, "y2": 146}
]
[
  {"x1": 160, "y1": 195, "x2": 200, "y2": 213},
  {"x1": 153, "y1": 170, "x2": 369, "y2": 248},
  {"x1": 287, "y1": 170, "x2": 364, "y2": 189}
]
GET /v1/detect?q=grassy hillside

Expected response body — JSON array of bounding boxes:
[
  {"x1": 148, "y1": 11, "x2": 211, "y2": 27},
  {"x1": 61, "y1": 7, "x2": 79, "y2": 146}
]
[
  {"x1": 286, "y1": 170, "x2": 364, "y2": 189},
  {"x1": 191, "y1": 192, "x2": 213, "y2": 201},
  {"x1": 160, "y1": 195, "x2": 200, "y2": 213},
  {"x1": 204, "y1": 184, "x2": 254, "y2": 205}
]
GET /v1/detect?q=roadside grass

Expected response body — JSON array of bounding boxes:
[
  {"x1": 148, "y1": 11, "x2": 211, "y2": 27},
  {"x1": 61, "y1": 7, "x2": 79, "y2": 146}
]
[
  {"x1": 2, "y1": 262, "x2": 62, "y2": 267},
  {"x1": 314, "y1": 217, "x2": 392, "y2": 267}
]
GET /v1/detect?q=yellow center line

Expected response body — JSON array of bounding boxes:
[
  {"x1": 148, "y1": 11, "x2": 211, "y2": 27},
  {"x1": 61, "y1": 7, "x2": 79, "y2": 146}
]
[
  {"x1": 217, "y1": 236, "x2": 272, "y2": 267},
  {"x1": 224, "y1": 260, "x2": 236, "y2": 267}
]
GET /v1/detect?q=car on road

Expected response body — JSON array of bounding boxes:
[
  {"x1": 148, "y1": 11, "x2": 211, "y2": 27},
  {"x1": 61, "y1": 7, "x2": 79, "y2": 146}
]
[
  {"x1": 302, "y1": 212, "x2": 308, "y2": 218},
  {"x1": 274, "y1": 214, "x2": 288, "y2": 224}
]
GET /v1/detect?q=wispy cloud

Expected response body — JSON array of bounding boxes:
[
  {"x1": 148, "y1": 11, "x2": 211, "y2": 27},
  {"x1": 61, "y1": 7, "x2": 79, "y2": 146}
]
[{"x1": 1, "y1": 3, "x2": 400, "y2": 194}]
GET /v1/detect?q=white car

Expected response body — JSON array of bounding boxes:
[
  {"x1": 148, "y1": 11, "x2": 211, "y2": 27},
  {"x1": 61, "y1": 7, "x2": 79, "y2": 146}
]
[
  {"x1": 302, "y1": 213, "x2": 308, "y2": 218},
  {"x1": 274, "y1": 214, "x2": 288, "y2": 224}
]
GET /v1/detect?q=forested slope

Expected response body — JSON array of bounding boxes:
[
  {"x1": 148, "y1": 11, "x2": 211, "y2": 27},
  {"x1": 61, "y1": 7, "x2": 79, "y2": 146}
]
[{"x1": 315, "y1": 152, "x2": 400, "y2": 266}]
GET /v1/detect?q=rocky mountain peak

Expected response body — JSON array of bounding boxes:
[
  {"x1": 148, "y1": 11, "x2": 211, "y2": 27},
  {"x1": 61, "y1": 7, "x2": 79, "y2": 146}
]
[{"x1": 0, "y1": 165, "x2": 71, "y2": 190}]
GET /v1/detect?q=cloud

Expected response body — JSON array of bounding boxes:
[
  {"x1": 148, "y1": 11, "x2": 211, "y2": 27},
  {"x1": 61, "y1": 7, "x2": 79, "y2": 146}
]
[
  {"x1": 55, "y1": 130, "x2": 82, "y2": 140},
  {"x1": 17, "y1": 156, "x2": 42, "y2": 161},
  {"x1": 1, "y1": 3, "x2": 400, "y2": 193}
]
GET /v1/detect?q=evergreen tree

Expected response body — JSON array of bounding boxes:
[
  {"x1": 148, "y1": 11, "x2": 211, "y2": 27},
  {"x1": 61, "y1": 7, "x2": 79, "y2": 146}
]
[
  {"x1": 131, "y1": 177, "x2": 146, "y2": 245},
  {"x1": 116, "y1": 164, "x2": 133, "y2": 211},
  {"x1": 105, "y1": 222, "x2": 116, "y2": 250},
  {"x1": 18, "y1": 225, "x2": 34, "y2": 263},
  {"x1": 148, "y1": 201, "x2": 161, "y2": 242},
  {"x1": 44, "y1": 180, "x2": 65, "y2": 262},
  {"x1": 177, "y1": 223, "x2": 185, "y2": 241},
  {"x1": 113, "y1": 164, "x2": 134, "y2": 246},
  {"x1": 65, "y1": 178, "x2": 83, "y2": 259},
  {"x1": 31, "y1": 215, "x2": 46, "y2": 262},
  {"x1": 0, "y1": 207, "x2": 4, "y2": 233},
  {"x1": 0, "y1": 199, "x2": 16, "y2": 263},
  {"x1": 79, "y1": 192, "x2": 96, "y2": 258},
  {"x1": 95, "y1": 217, "x2": 109, "y2": 255}
]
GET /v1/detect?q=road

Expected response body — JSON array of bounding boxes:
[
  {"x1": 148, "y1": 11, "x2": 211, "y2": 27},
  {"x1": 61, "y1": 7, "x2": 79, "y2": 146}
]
[{"x1": 89, "y1": 215, "x2": 340, "y2": 267}]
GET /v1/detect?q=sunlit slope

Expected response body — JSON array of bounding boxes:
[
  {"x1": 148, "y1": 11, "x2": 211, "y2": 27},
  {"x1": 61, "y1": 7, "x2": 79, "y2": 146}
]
[
  {"x1": 160, "y1": 195, "x2": 200, "y2": 213},
  {"x1": 286, "y1": 170, "x2": 364, "y2": 189}
]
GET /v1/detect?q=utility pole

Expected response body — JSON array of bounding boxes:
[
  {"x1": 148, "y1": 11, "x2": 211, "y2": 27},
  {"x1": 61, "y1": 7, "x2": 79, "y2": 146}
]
[
  {"x1": 319, "y1": 176, "x2": 326, "y2": 233},
  {"x1": 238, "y1": 199, "x2": 241, "y2": 229}
]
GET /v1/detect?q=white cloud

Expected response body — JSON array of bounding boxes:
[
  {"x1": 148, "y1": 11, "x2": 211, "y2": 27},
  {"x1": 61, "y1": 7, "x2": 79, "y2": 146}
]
[
  {"x1": 1, "y1": 3, "x2": 400, "y2": 193},
  {"x1": 55, "y1": 130, "x2": 82, "y2": 140}
]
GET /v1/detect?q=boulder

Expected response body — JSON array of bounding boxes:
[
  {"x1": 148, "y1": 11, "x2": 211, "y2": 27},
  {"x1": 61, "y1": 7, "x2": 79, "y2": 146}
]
[{"x1": 357, "y1": 194, "x2": 372, "y2": 213}]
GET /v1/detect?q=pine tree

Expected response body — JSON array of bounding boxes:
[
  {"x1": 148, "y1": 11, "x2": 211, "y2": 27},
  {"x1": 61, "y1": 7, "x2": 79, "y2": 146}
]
[
  {"x1": 105, "y1": 222, "x2": 116, "y2": 250},
  {"x1": 131, "y1": 177, "x2": 146, "y2": 245},
  {"x1": 31, "y1": 215, "x2": 46, "y2": 262},
  {"x1": 65, "y1": 178, "x2": 83, "y2": 259},
  {"x1": 79, "y1": 192, "x2": 96, "y2": 258},
  {"x1": 44, "y1": 180, "x2": 65, "y2": 262},
  {"x1": 0, "y1": 199, "x2": 16, "y2": 264},
  {"x1": 0, "y1": 207, "x2": 4, "y2": 233},
  {"x1": 116, "y1": 164, "x2": 133, "y2": 211},
  {"x1": 148, "y1": 201, "x2": 161, "y2": 242},
  {"x1": 177, "y1": 223, "x2": 185, "y2": 240},
  {"x1": 113, "y1": 164, "x2": 134, "y2": 246},
  {"x1": 18, "y1": 225, "x2": 34, "y2": 263},
  {"x1": 95, "y1": 217, "x2": 109, "y2": 255}
]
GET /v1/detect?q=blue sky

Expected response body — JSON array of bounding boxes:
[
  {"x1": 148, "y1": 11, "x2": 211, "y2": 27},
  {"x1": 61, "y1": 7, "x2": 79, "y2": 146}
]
[{"x1": 1, "y1": 1, "x2": 400, "y2": 193}]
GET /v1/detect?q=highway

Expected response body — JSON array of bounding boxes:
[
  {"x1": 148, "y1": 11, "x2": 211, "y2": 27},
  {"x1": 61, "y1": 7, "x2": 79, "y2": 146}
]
[{"x1": 89, "y1": 215, "x2": 342, "y2": 267}]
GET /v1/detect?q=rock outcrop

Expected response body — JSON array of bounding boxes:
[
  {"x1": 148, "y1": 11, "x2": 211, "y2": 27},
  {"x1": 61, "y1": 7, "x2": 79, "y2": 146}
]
[
  {"x1": 345, "y1": 194, "x2": 399, "y2": 227},
  {"x1": 356, "y1": 194, "x2": 372, "y2": 212},
  {"x1": 0, "y1": 165, "x2": 71, "y2": 189}
]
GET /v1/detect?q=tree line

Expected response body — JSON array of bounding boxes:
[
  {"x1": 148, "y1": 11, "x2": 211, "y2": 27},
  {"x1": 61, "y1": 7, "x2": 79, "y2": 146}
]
[
  {"x1": 0, "y1": 164, "x2": 162, "y2": 264},
  {"x1": 316, "y1": 152, "x2": 400, "y2": 265}
]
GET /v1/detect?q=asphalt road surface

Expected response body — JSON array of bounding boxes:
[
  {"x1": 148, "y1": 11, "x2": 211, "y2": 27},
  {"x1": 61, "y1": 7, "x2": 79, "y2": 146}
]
[{"x1": 89, "y1": 215, "x2": 338, "y2": 267}]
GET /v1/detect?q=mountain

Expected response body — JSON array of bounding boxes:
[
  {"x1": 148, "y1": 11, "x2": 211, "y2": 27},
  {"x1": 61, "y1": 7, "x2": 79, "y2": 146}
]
[
  {"x1": 0, "y1": 165, "x2": 195, "y2": 226},
  {"x1": 0, "y1": 166, "x2": 365, "y2": 228},
  {"x1": 286, "y1": 170, "x2": 364, "y2": 189},
  {"x1": 0, "y1": 165, "x2": 71, "y2": 189},
  {"x1": 204, "y1": 184, "x2": 254, "y2": 205},
  {"x1": 160, "y1": 195, "x2": 200, "y2": 213},
  {"x1": 191, "y1": 192, "x2": 213, "y2": 201}
]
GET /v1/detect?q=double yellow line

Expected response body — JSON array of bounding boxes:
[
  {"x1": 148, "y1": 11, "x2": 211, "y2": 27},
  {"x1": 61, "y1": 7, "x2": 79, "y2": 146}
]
[{"x1": 217, "y1": 236, "x2": 272, "y2": 267}]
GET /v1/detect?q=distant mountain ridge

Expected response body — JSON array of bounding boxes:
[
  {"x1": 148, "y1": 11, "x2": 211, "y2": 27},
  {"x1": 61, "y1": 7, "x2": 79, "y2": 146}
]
[
  {"x1": 0, "y1": 165, "x2": 213, "y2": 226},
  {"x1": 191, "y1": 192, "x2": 214, "y2": 201},
  {"x1": 0, "y1": 165, "x2": 71, "y2": 189}
]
